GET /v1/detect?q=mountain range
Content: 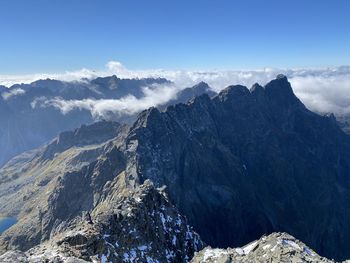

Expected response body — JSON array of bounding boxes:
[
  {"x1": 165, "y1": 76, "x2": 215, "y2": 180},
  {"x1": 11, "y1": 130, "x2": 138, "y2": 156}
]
[
  {"x1": 1, "y1": 75, "x2": 350, "y2": 262},
  {"x1": 0, "y1": 76, "x2": 215, "y2": 168}
]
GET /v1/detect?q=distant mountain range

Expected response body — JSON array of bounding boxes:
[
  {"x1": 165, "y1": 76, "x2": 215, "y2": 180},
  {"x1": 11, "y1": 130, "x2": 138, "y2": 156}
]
[
  {"x1": 1, "y1": 76, "x2": 350, "y2": 262},
  {"x1": 0, "y1": 76, "x2": 216, "y2": 168}
]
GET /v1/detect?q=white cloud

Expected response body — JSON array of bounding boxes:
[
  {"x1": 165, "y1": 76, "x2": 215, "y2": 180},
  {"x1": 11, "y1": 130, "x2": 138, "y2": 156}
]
[
  {"x1": 32, "y1": 83, "x2": 180, "y2": 119},
  {"x1": 1, "y1": 88, "x2": 26, "y2": 100},
  {"x1": 2, "y1": 61, "x2": 350, "y2": 117},
  {"x1": 290, "y1": 73, "x2": 350, "y2": 115}
]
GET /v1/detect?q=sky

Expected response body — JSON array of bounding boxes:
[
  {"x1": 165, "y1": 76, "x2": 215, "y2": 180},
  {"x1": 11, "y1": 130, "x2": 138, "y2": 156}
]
[{"x1": 1, "y1": 0, "x2": 350, "y2": 74}]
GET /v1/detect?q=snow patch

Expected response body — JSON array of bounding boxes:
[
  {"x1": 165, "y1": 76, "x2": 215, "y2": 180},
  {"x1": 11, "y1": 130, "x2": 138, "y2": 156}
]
[
  {"x1": 262, "y1": 244, "x2": 271, "y2": 250},
  {"x1": 203, "y1": 248, "x2": 228, "y2": 261},
  {"x1": 282, "y1": 239, "x2": 301, "y2": 250},
  {"x1": 242, "y1": 241, "x2": 258, "y2": 254}
]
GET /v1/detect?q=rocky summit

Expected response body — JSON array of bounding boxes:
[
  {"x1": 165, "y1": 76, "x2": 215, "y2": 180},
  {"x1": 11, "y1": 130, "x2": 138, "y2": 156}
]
[
  {"x1": 1, "y1": 76, "x2": 350, "y2": 262},
  {"x1": 191, "y1": 232, "x2": 340, "y2": 263},
  {"x1": 0, "y1": 179, "x2": 203, "y2": 262}
]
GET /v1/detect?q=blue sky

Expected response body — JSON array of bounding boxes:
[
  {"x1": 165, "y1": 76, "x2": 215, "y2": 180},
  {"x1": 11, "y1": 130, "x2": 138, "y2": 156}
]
[{"x1": 0, "y1": 0, "x2": 349, "y2": 73}]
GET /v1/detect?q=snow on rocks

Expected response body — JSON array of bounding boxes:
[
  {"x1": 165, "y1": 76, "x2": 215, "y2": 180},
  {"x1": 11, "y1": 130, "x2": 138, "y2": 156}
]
[
  {"x1": 0, "y1": 180, "x2": 204, "y2": 262},
  {"x1": 191, "y1": 232, "x2": 338, "y2": 263}
]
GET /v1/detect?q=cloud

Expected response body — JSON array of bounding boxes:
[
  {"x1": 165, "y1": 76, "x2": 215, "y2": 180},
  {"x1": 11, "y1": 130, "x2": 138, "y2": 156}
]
[
  {"x1": 32, "y1": 83, "x2": 180, "y2": 119},
  {"x1": 2, "y1": 61, "x2": 350, "y2": 117},
  {"x1": 290, "y1": 71, "x2": 350, "y2": 115},
  {"x1": 1, "y1": 88, "x2": 26, "y2": 100}
]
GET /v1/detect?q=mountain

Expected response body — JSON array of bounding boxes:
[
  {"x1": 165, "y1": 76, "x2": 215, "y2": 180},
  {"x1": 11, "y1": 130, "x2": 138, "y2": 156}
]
[
  {"x1": 0, "y1": 121, "x2": 203, "y2": 262},
  {"x1": 124, "y1": 75, "x2": 350, "y2": 261},
  {"x1": 1, "y1": 75, "x2": 350, "y2": 261},
  {"x1": 191, "y1": 232, "x2": 340, "y2": 263},
  {"x1": 0, "y1": 77, "x2": 215, "y2": 168},
  {"x1": 162, "y1": 82, "x2": 217, "y2": 108}
]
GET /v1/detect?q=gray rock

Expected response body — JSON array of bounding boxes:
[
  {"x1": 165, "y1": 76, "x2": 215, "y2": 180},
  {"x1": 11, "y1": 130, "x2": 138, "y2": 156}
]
[
  {"x1": 0, "y1": 179, "x2": 203, "y2": 262},
  {"x1": 191, "y1": 232, "x2": 338, "y2": 263}
]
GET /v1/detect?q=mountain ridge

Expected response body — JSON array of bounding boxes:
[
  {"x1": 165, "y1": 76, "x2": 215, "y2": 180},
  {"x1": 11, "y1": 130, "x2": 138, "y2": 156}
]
[{"x1": 0, "y1": 76, "x2": 215, "y2": 167}]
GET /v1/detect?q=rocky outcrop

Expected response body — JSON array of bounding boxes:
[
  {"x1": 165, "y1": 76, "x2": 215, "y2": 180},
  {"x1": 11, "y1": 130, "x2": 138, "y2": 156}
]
[
  {"x1": 191, "y1": 232, "x2": 338, "y2": 263},
  {"x1": 0, "y1": 179, "x2": 203, "y2": 262}
]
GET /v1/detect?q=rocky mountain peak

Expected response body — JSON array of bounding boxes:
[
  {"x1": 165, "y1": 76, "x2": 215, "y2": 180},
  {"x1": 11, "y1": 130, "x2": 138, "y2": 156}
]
[
  {"x1": 91, "y1": 75, "x2": 119, "y2": 84},
  {"x1": 191, "y1": 232, "x2": 337, "y2": 263},
  {"x1": 42, "y1": 121, "x2": 122, "y2": 159},
  {"x1": 250, "y1": 83, "x2": 264, "y2": 93},
  {"x1": 31, "y1": 78, "x2": 66, "y2": 88},
  {"x1": 215, "y1": 75, "x2": 301, "y2": 109},
  {"x1": 191, "y1": 81, "x2": 211, "y2": 91},
  {"x1": 276, "y1": 73, "x2": 287, "y2": 79},
  {"x1": 264, "y1": 74, "x2": 304, "y2": 108},
  {"x1": 219, "y1": 84, "x2": 250, "y2": 97}
]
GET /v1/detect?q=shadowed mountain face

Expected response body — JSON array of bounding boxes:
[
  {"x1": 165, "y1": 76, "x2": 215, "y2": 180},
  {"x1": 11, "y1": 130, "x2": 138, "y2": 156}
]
[
  {"x1": 0, "y1": 77, "x2": 216, "y2": 168},
  {"x1": 126, "y1": 75, "x2": 350, "y2": 261}
]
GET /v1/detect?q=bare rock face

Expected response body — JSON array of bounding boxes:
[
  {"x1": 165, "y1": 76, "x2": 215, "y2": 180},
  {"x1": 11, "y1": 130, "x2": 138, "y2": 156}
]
[{"x1": 191, "y1": 232, "x2": 337, "y2": 263}]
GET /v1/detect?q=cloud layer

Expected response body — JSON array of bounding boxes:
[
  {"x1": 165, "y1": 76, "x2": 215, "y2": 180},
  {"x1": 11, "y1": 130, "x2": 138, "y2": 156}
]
[
  {"x1": 32, "y1": 84, "x2": 180, "y2": 119},
  {"x1": 2, "y1": 61, "x2": 350, "y2": 117}
]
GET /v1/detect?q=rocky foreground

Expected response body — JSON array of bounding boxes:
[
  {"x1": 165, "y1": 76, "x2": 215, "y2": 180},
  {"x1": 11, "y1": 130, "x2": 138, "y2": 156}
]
[
  {"x1": 0, "y1": 179, "x2": 203, "y2": 262},
  {"x1": 192, "y1": 232, "x2": 348, "y2": 263},
  {"x1": 1, "y1": 231, "x2": 348, "y2": 262}
]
